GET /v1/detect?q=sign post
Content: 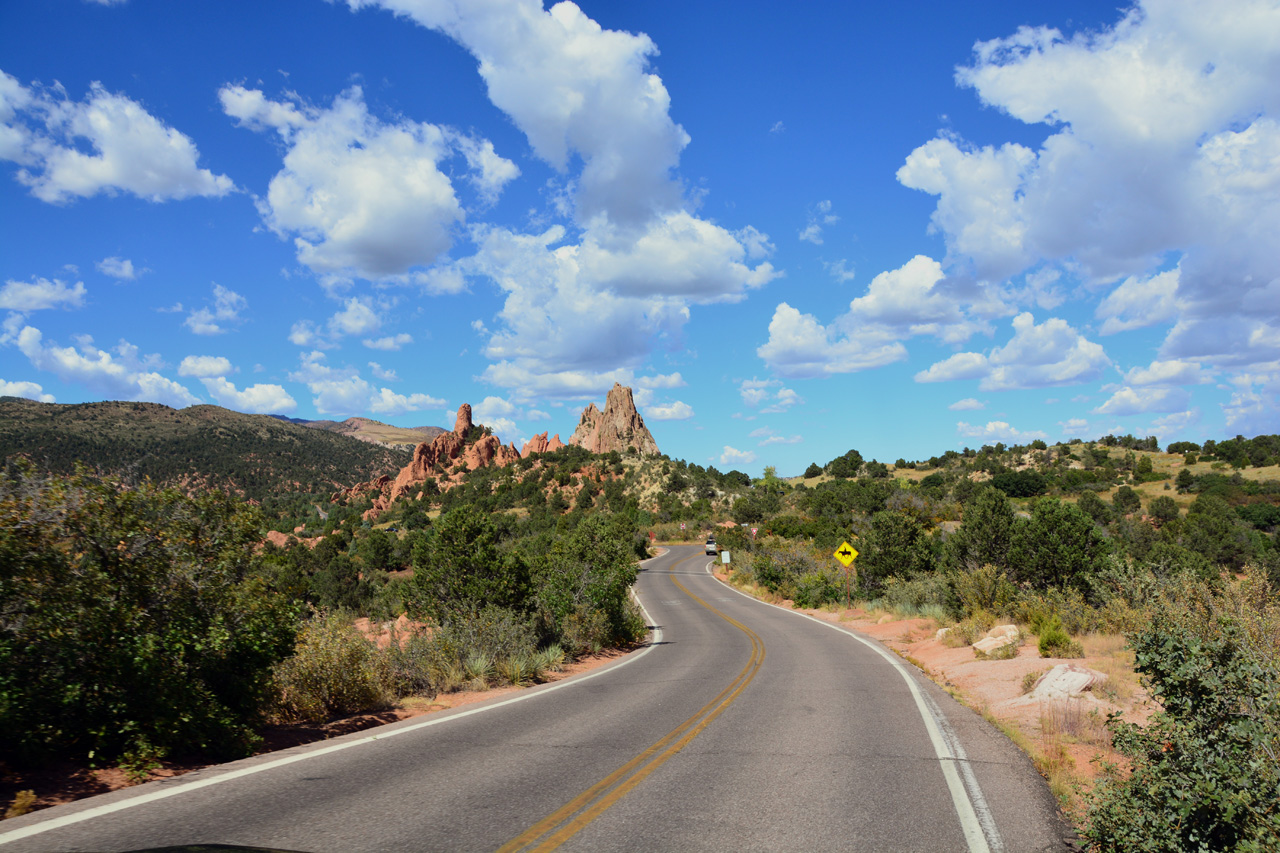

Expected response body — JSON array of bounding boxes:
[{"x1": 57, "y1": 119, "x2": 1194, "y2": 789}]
[{"x1": 833, "y1": 541, "x2": 859, "y2": 609}]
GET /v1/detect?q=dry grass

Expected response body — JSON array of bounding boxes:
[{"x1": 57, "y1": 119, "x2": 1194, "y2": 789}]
[
  {"x1": 5, "y1": 790, "x2": 37, "y2": 819},
  {"x1": 1081, "y1": 634, "x2": 1141, "y2": 705},
  {"x1": 971, "y1": 702, "x2": 1084, "y2": 816},
  {"x1": 1041, "y1": 700, "x2": 1110, "y2": 746}
]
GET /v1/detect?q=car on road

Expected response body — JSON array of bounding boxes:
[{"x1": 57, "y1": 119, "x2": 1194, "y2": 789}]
[{"x1": 705, "y1": 538, "x2": 718, "y2": 555}]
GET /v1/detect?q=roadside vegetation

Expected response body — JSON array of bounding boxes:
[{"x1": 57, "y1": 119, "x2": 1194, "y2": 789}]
[{"x1": 3, "y1": 423, "x2": 1279, "y2": 847}]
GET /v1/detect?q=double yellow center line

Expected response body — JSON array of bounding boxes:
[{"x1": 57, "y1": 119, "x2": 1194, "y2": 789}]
[{"x1": 499, "y1": 556, "x2": 765, "y2": 852}]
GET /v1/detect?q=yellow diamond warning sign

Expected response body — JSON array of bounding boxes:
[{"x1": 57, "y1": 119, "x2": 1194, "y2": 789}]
[{"x1": 834, "y1": 542, "x2": 858, "y2": 567}]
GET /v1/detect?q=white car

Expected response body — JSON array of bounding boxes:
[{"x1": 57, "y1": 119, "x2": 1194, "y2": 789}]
[{"x1": 705, "y1": 538, "x2": 718, "y2": 555}]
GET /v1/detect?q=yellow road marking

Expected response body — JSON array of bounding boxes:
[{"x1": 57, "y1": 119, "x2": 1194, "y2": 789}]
[{"x1": 499, "y1": 553, "x2": 764, "y2": 852}]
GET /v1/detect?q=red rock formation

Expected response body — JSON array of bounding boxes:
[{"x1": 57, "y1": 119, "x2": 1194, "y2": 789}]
[
  {"x1": 338, "y1": 394, "x2": 642, "y2": 521},
  {"x1": 331, "y1": 474, "x2": 391, "y2": 504},
  {"x1": 522, "y1": 432, "x2": 549, "y2": 457},
  {"x1": 454, "y1": 403, "x2": 472, "y2": 436},
  {"x1": 521, "y1": 431, "x2": 568, "y2": 457},
  {"x1": 568, "y1": 383, "x2": 659, "y2": 456},
  {"x1": 465, "y1": 434, "x2": 520, "y2": 470}
]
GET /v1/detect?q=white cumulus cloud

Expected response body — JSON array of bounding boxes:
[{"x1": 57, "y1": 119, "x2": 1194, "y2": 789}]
[
  {"x1": 338, "y1": 1, "x2": 777, "y2": 392},
  {"x1": 15, "y1": 325, "x2": 200, "y2": 407},
  {"x1": 0, "y1": 277, "x2": 85, "y2": 311},
  {"x1": 96, "y1": 256, "x2": 140, "y2": 280},
  {"x1": 915, "y1": 313, "x2": 1109, "y2": 390},
  {"x1": 1, "y1": 71, "x2": 233, "y2": 203},
  {"x1": 899, "y1": 0, "x2": 1280, "y2": 373},
  {"x1": 738, "y1": 377, "x2": 804, "y2": 412},
  {"x1": 757, "y1": 302, "x2": 907, "y2": 378},
  {"x1": 345, "y1": 0, "x2": 689, "y2": 227},
  {"x1": 1093, "y1": 386, "x2": 1192, "y2": 415},
  {"x1": 327, "y1": 297, "x2": 382, "y2": 337},
  {"x1": 1096, "y1": 268, "x2": 1181, "y2": 334},
  {"x1": 184, "y1": 284, "x2": 246, "y2": 335},
  {"x1": 178, "y1": 355, "x2": 233, "y2": 378},
  {"x1": 957, "y1": 420, "x2": 1048, "y2": 442},
  {"x1": 1123, "y1": 359, "x2": 1208, "y2": 386},
  {"x1": 0, "y1": 379, "x2": 55, "y2": 402},
  {"x1": 646, "y1": 400, "x2": 693, "y2": 420},
  {"x1": 222, "y1": 84, "x2": 515, "y2": 285},
  {"x1": 200, "y1": 377, "x2": 297, "y2": 414},
  {"x1": 720, "y1": 445, "x2": 757, "y2": 466},
  {"x1": 288, "y1": 350, "x2": 443, "y2": 416},
  {"x1": 364, "y1": 333, "x2": 412, "y2": 352}
]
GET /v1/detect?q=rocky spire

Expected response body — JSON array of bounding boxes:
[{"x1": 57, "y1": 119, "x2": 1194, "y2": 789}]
[
  {"x1": 453, "y1": 403, "x2": 472, "y2": 436},
  {"x1": 567, "y1": 383, "x2": 659, "y2": 456}
]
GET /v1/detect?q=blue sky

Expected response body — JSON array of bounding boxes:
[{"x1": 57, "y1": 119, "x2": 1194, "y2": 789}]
[{"x1": 2, "y1": 0, "x2": 1278, "y2": 476}]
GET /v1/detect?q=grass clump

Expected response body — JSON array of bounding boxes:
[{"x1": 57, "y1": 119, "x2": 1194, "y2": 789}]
[{"x1": 1021, "y1": 668, "x2": 1049, "y2": 695}]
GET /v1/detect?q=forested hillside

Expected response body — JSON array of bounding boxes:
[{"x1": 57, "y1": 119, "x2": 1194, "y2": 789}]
[{"x1": 0, "y1": 397, "x2": 409, "y2": 501}]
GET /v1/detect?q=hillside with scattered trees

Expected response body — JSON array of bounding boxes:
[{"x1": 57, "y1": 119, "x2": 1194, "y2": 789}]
[{"x1": 0, "y1": 397, "x2": 410, "y2": 501}]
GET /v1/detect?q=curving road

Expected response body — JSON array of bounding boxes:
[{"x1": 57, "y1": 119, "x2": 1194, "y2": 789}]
[{"x1": 0, "y1": 546, "x2": 1073, "y2": 852}]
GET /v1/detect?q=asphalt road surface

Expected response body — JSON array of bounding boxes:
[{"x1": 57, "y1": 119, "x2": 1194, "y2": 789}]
[{"x1": 1, "y1": 545, "x2": 1074, "y2": 852}]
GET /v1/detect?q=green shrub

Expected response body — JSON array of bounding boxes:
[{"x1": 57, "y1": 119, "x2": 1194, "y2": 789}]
[
  {"x1": 1036, "y1": 615, "x2": 1084, "y2": 658},
  {"x1": 952, "y1": 563, "x2": 1016, "y2": 618},
  {"x1": 532, "y1": 514, "x2": 642, "y2": 652},
  {"x1": 0, "y1": 463, "x2": 301, "y2": 764},
  {"x1": 273, "y1": 614, "x2": 392, "y2": 722},
  {"x1": 1085, "y1": 600, "x2": 1280, "y2": 851},
  {"x1": 1021, "y1": 668, "x2": 1048, "y2": 694},
  {"x1": 559, "y1": 604, "x2": 612, "y2": 656},
  {"x1": 792, "y1": 569, "x2": 842, "y2": 608},
  {"x1": 877, "y1": 573, "x2": 953, "y2": 618},
  {"x1": 751, "y1": 552, "x2": 784, "y2": 592},
  {"x1": 1015, "y1": 586, "x2": 1101, "y2": 636},
  {"x1": 433, "y1": 605, "x2": 537, "y2": 671}
]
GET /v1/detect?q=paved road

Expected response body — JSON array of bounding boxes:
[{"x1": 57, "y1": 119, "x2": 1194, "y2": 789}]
[{"x1": 0, "y1": 546, "x2": 1073, "y2": 852}]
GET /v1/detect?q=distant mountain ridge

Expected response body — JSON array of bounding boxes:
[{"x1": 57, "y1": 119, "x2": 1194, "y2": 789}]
[
  {"x1": 0, "y1": 397, "x2": 411, "y2": 500},
  {"x1": 300, "y1": 416, "x2": 447, "y2": 450}
]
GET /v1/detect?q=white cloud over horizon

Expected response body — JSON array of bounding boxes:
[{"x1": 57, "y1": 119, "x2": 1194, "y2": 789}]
[
  {"x1": 288, "y1": 350, "x2": 444, "y2": 416},
  {"x1": 15, "y1": 324, "x2": 200, "y2": 408}
]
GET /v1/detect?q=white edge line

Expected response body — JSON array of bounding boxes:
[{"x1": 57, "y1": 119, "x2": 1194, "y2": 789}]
[
  {"x1": 704, "y1": 560, "x2": 996, "y2": 853},
  {"x1": 0, "y1": 565, "x2": 665, "y2": 847}
]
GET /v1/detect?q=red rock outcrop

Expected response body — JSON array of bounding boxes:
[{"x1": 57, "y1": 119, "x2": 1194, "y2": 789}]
[
  {"x1": 335, "y1": 390, "x2": 658, "y2": 520},
  {"x1": 568, "y1": 384, "x2": 660, "y2": 456},
  {"x1": 330, "y1": 474, "x2": 391, "y2": 504},
  {"x1": 520, "y1": 431, "x2": 566, "y2": 457},
  {"x1": 465, "y1": 434, "x2": 520, "y2": 470}
]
